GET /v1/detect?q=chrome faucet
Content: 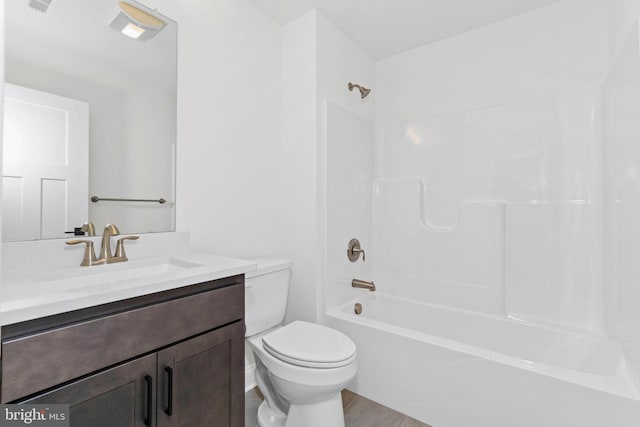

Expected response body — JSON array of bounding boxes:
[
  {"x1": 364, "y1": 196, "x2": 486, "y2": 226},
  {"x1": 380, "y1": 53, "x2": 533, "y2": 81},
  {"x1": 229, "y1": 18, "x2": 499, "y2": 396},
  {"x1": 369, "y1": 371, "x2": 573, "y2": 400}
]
[
  {"x1": 352, "y1": 278, "x2": 376, "y2": 292},
  {"x1": 99, "y1": 224, "x2": 120, "y2": 263}
]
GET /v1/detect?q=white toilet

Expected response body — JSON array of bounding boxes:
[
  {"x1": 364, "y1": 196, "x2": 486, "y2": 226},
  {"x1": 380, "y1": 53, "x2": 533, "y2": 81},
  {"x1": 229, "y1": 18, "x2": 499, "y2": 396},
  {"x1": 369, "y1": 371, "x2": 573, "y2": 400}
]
[{"x1": 245, "y1": 258, "x2": 358, "y2": 427}]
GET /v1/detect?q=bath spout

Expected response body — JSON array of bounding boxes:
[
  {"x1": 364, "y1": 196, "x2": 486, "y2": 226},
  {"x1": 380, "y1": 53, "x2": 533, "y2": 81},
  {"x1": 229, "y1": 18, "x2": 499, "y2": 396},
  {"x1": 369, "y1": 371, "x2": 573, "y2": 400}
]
[{"x1": 352, "y1": 278, "x2": 376, "y2": 292}]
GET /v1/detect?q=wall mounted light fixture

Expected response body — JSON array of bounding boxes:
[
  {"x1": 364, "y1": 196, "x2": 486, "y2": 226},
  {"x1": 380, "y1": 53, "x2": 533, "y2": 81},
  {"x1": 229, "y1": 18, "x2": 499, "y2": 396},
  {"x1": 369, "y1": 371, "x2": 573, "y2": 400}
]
[{"x1": 109, "y1": 1, "x2": 166, "y2": 41}]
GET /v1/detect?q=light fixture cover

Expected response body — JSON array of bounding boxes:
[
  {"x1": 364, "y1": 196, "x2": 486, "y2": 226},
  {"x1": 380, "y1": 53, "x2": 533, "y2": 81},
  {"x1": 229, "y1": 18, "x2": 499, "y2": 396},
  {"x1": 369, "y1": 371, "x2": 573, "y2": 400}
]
[
  {"x1": 28, "y1": 0, "x2": 55, "y2": 14},
  {"x1": 109, "y1": 2, "x2": 166, "y2": 41}
]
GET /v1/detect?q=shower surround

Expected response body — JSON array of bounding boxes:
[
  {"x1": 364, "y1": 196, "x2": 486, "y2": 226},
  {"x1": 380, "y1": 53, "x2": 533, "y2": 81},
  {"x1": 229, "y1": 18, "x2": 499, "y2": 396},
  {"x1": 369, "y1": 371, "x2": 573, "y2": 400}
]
[{"x1": 321, "y1": 12, "x2": 640, "y2": 427}]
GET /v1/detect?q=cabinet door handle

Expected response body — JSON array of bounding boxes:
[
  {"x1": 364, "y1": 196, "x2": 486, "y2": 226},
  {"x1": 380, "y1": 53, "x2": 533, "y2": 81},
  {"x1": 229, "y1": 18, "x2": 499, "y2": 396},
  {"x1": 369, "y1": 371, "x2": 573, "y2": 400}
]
[
  {"x1": 144, "y1": 375, "x2": 153, "y2": 426},
  {"x1": 164, "y1": 366, "x2": 174, "y2": 416}
]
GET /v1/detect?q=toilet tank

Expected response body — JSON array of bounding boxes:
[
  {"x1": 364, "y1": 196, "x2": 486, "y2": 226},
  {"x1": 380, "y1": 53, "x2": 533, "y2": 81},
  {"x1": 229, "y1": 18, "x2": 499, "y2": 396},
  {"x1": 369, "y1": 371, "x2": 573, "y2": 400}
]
[{"x1": 244, "y1": 258, "x2": 291, "y2": 337}]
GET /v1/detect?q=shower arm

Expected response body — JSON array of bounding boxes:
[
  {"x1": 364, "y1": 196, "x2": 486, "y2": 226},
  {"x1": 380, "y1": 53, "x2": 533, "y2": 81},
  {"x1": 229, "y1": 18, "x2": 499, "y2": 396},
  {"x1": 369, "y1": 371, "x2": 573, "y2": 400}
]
[{"x1": 348, "y1": 82, "x2": 371, "y2": 99}]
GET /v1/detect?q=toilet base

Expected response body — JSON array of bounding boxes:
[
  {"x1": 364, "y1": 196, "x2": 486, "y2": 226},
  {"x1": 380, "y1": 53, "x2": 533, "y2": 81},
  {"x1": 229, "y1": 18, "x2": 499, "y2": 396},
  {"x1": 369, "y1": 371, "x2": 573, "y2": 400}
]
[
  {"x1": 285, "y1": 392, "x2": 345, "y2": 427},
  {"x1": 257, "y1": 400, "x2": 287, "y2": 427},
  {"x1": 257, "y1": 392, "x2": 345, "y2": 427}
]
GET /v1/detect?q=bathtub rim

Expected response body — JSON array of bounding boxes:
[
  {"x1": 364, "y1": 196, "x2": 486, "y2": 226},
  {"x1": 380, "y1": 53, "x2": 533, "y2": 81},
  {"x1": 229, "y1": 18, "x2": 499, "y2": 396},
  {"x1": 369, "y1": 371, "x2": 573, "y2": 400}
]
[{"x1": 327, "y1": 292, "x2": 640, "y2": 401}]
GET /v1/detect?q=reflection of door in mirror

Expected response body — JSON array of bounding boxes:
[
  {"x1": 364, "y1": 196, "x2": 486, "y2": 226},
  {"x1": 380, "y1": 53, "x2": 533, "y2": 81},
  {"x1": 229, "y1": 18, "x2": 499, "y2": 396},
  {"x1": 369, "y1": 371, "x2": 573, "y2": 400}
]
[{"x1": 2, "y1": 83, "x2": 89, "y2": 242}]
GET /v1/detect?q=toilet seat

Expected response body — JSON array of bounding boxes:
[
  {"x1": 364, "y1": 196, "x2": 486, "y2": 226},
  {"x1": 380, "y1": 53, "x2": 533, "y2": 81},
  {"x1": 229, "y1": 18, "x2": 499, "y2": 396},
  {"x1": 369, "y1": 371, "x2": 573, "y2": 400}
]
[{"x1": 262, "y1": 321, "x2": 357, "y2": 369}]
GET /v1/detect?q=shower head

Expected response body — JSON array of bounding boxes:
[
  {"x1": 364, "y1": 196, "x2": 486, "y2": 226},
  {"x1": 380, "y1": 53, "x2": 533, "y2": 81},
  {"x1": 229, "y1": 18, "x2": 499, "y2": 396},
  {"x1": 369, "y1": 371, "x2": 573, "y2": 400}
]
[{"x1": 348, "y1": 82, "x2": 371, "y2": 99}]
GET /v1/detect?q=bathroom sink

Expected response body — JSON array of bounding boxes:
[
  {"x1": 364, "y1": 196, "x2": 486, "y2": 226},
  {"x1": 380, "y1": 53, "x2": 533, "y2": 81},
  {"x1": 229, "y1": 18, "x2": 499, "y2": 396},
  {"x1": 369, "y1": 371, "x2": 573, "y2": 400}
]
[
  {"x1": 0, "y1": 242, "x2": 256, "y2": 325},
  {"x1": 32, "y1": 257, "x2": 204, "y2": 294}
]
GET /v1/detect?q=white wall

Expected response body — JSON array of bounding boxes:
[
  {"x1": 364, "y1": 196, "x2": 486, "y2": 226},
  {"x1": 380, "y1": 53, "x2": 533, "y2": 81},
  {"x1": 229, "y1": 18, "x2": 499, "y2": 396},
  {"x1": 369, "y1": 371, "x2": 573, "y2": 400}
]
[
  {"x1": 316, "y1": 13, "x2": 375, "y2": 122},
  {"x1": 316, "y1": 13, "x2": 375, "y2": 317},
  {"x1": 609, "y1": 0, "x2": 640, "y2": 64},
  {"x1": 281, "y1": 11, "x2": 318, "y2": 323},
  {"x1": 280, "y1": 10, "x2": 376, "y2": 322},
  {"x1": 146, "y1": 0, "x2": 285, "y2": 258},
  {"x1": 279, "y1": 10, "x2": 376, "y2": 323},
  {"x1": 604, "y1": 0, "x2": 640, "y2": 391},
  {"x1": 323, "y1": 102, "x2": 373, "y2": 313},
  {"x1": 282, "y1": 0, "x2": 612, "y2": 331},
  {"x1": 376, "y1": 0, "x2": 608, "y2": 123},
  {"x1": 371, "y1": 0, "x2": 608, "y2": 332}
]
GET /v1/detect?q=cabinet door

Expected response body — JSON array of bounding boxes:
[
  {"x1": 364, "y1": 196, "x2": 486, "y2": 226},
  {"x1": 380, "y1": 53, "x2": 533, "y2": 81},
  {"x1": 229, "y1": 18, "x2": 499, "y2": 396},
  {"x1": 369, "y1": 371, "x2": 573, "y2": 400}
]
[
  {"x1": 21, "y1": 353, "x2": 156, "y2": 427},
  {"x1": 157, "y1": 322, "x2": 244, "y2": 427}
]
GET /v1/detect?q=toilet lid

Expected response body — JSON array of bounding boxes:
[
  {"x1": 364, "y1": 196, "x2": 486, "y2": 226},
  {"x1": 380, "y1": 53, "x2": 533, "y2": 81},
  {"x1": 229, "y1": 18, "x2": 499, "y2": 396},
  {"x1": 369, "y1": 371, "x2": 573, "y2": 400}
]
[{"x1": 262, "y1": 321, "x2": 357, "y2": 369}]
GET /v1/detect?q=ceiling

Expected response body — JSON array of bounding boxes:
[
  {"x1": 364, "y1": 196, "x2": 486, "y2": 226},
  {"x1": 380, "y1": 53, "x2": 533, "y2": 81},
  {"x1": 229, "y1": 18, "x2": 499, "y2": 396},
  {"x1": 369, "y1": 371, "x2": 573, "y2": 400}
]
[{"x1": 249, "y1": 0, "x2": 564, "y2": 60}]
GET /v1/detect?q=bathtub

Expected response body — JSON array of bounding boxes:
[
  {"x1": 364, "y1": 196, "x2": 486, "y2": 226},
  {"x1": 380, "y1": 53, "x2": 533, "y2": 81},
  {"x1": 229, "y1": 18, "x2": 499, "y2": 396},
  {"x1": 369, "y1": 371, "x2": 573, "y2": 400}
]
[{"x1": 326, "y1": 293, "x2": 640, "y2": 427}]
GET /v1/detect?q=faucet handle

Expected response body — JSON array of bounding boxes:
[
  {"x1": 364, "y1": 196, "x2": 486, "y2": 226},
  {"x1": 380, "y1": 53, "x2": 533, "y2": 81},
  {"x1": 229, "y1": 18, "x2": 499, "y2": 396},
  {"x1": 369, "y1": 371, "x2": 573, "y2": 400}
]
[
  {"x1": 114, "y1": 236, "x2": 140, "y2": 262},
  {"x1": 66, "y1": 239, "x2": 105, "y2": 267},
  {"x1": 347, "y1": 238, "x2": 366, "y2": 262}
]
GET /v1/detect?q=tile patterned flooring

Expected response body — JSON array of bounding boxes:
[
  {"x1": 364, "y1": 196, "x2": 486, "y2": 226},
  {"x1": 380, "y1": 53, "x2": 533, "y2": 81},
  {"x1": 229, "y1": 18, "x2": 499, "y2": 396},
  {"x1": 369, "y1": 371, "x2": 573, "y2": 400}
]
[{"x1": 245, "y1": 388, "x2": 432, "y2": 427}]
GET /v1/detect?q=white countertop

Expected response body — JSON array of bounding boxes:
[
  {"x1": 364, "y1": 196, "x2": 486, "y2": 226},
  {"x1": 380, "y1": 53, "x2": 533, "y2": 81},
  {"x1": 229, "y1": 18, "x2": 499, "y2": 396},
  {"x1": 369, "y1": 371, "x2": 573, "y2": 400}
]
[{"x1": 1, "y1": 234, "x2": 257, "y2": 325}]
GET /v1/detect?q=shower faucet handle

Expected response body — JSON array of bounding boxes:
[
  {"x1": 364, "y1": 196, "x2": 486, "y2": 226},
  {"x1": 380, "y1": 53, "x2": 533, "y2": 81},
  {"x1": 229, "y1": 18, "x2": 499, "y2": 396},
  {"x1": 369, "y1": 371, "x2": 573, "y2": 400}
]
[
  {"x1": 352, "y1": 247, "x2": 366, "y2": 261},
  {"x1": 347, "y1": 238, "x2": 366, "y2": 262}
]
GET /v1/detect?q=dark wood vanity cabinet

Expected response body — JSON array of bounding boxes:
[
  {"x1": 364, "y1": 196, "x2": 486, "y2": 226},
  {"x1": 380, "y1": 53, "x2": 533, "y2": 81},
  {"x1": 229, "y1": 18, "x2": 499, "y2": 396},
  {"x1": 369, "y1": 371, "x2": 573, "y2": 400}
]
[
  {"x1": 23, "y1": 353, "x2": 157, "y2": 427},
  {"x1": 1, "y1": 276, "x2": 245, "y2": 427},
  {"x1": 157, "y1": 323, "x2": 243, "y2": 427}
]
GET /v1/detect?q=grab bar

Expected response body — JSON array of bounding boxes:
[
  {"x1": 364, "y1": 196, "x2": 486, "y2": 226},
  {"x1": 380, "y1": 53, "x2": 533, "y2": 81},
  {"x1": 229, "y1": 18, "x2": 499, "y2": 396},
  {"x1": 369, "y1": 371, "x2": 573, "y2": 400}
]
[{"x1": 91, "y1": 196, "x2": 166, "y2": 204}]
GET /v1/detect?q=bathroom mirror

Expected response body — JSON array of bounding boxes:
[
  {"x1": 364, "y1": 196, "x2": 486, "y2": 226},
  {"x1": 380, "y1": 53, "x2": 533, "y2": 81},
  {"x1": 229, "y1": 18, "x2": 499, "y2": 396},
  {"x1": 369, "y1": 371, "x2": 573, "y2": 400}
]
[{"x1": 3, "y1": 0, "x2": 177, "y2": 242}]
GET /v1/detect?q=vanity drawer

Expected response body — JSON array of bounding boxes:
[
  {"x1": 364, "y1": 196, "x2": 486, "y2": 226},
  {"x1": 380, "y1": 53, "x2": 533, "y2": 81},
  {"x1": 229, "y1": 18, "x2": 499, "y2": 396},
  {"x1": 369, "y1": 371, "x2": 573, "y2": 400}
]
[{"x1": 1, "y1": 281, "x2": 243, "y2": 402}]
